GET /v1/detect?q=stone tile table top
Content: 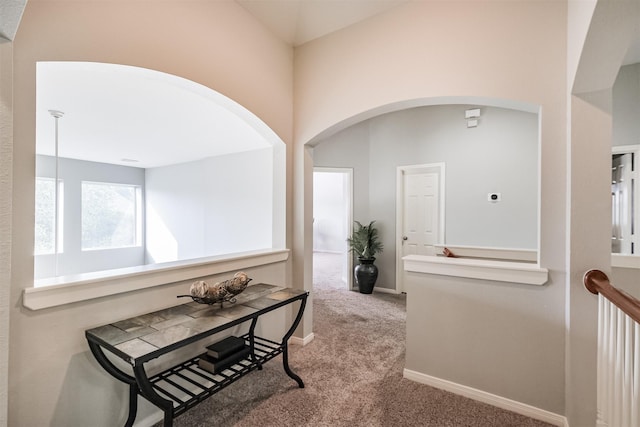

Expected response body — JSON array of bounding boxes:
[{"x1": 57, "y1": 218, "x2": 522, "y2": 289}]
[{"x1": 86, "y1": 283, "x2": 307, "y2": 364}]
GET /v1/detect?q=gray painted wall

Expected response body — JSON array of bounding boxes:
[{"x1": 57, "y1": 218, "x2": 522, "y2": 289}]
[
  {"x1": 313, "y1": 105, "x2": 538, "y2": 290},
  {"x1": 405, "y1": 271, "x2": 564, "y2": 414},
  {"x1": 613, "y1": 63, "x2": 640, "y2": 147}
]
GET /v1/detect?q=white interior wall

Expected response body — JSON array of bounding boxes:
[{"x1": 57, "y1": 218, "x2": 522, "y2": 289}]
[
  {"x1": 145, "y1": 148, "x2": 273, "y2": 264},
  {"x1": 313, "y1": 105, "x2": 538, "y2": 290},
  {"x1": 34, "y1": 155, "x2": 145, "y2": 278}
]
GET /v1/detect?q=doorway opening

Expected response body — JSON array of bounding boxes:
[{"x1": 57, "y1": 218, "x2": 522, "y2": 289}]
[
  {"x1": 612, "y1": 145, "x2": 640, "y2": 255},
  {"x1": 313, "y1": 168, "x2": 353, "y2": 291}
]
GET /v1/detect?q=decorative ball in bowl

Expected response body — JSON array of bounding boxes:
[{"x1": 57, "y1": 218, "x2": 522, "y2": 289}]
[{"x1": 178, "y1": 272, "x2": 252, "y2": 305}]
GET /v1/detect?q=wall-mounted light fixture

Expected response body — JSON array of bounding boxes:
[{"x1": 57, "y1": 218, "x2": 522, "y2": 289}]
[
  {"x1": 465, "y1": 108, "x2": 480, "y2": 128},
  {"x1": 465, "y1": 108, "x2": 480, "y2": 119}
]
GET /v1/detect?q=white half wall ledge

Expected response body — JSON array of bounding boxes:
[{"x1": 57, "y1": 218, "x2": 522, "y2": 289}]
[
  {"x1": 403, "y1": 369, "x2": 568, "y2": 427},
  {"x1": 402, "y1": 254, "x2": 548, "y2": 286},
  {"x1": 433, "y1": 244, "x2": 538, "y2": 263},
  {"x1": 611, "y1": 253, "x2": 640, "y2": 269},
  {"x1": 23, "y1": 249, "x2": 289, "y2": 310}
]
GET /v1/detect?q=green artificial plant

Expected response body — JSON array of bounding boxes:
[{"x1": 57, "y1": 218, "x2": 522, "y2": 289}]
[{"x1": 347, "y1": 220, "x2": 383, "y2": 259}]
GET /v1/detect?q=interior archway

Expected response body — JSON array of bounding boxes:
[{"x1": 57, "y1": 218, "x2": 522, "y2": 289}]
[
  {"x1": 308, "y1": 96, "x2": 541, "y2": 292},
  {"x1": 34, "y1": 62, "x2": 286, "y2": 281},
  {"x1": 305, "y1": 96, "x2": 539, "y2": 147}
]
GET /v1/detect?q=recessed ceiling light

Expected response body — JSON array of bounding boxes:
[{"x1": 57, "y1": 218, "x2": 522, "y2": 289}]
[{"x1": 121, "y1": 158, "x2": 139, "y2": 163}]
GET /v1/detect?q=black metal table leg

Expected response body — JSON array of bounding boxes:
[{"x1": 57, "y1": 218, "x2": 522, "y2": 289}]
[
  {"x1": 86, "y1": 287, "x2": 310, "y2": 426},
  {"x1": 280, "y1": 295, "x2": 308, "y2": 388},
  {"x1": 248, "y1": 317, "x2": 263, "y2": 370},
  {"x1": 125, "y1": 384, "x2": 138, "y2": 427},
  {"x1": 133, "y1": 363, "x2": 175, "y2": 427},
  {"x1": 282, "y1": 343, "x2": 304, "y2": 388}
]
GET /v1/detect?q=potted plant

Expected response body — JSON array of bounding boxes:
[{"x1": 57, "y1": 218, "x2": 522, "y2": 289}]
[{"x1": 347, "y1": 220, "x2": 383, "y2": 294}]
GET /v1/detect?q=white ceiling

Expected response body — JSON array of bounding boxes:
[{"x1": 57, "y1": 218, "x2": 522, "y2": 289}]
[
  {"x1": 0, "y1": 0, "x2": 27, "y2": 41},
  {"x1": 235, "y1": 0, "x2": 408, "y2": 46},
  {"x1": 36, "y1": 62, "x2": 270, "y2": 169}
]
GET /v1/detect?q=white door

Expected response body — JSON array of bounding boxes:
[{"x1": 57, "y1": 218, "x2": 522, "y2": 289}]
[
  {"x1": 403, "y1": 172, "x2": 439, "y2": 256},
  {"x1": 396, "y1": 164, "x2": 444, "y2": 292},
  {"x1": 612, "y1": 152, "x2": 635, "y2": 254}
]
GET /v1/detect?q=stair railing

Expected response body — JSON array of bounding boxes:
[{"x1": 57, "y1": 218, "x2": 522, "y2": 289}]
[{"x1": 584, "y1": 269, "x2": 640, "y2": 427}]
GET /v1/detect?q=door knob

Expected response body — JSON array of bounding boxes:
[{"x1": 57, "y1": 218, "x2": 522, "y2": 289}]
[{"x1": 402, "y1": 236, "x2": 408, "y2": 241}]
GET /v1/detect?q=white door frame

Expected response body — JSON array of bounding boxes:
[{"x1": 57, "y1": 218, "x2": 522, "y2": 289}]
[
  {"x1": 395, "y1": 163, "x2": 445, "y2": 293},
  {"x1": 313, "y1": 167, "x2": 354, "y2": 290}
]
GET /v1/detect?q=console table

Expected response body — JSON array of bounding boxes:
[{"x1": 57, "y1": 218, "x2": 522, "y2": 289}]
[{"x1": 85, "y1": 283, "x2": 308, "y2": 427}]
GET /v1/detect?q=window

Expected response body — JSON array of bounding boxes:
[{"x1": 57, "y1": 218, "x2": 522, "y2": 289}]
[
  {"x1": 34, "y1": 177, "x2": 63, "y2": 255},
  {"x1": 81, "y1": 182, "x2": 141, "y2": 250}
]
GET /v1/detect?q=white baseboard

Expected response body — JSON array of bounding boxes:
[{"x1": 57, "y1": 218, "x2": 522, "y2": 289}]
[
  {"x1": 373, "y1": 287, "x2": 398, "y2": 294},
  {"x1": 290, "y1": 333, "x2": 315, "y2": 346},
  {"x1": 403, "y1": 369, "x2": 568, "y2": 427}
]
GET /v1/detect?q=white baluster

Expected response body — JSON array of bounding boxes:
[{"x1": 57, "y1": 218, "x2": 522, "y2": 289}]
[
  {"x1": 622, "y1": 314, "x2": 632, "y2": 426},
  {"x1": 613, "y1": 305, "x2": 621, "y2": 427},
  {"x1": 609, "y1": 299, "x2": 617, "y2": 426},
  {"x1": 600, "y1": 296, "x2": 611, "y2": 427},
  {"x1": 631, "y1": 322, "x2": 640, "y2": 426}
]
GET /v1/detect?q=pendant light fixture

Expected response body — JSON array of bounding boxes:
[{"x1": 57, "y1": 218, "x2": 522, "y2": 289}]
[{"x1": 48, "y1": 109, "x2": 64, "y2": 276}]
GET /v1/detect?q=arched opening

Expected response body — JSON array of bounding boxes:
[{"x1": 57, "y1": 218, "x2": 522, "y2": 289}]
[
  {"x1": 309, "y1": 96, "x2": 540, "y2": 292},
  {"x1": 34, "y1": 62, "x2": 285, "y2": 283}
]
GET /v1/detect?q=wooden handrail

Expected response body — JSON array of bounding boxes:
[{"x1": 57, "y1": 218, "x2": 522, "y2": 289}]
[{"x1": 584, "y1": 269, "x2": 640, "y2": 324}]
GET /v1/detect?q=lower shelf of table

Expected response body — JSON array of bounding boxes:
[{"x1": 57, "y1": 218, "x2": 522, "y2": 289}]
[{"x1": 147, "y1": 334, "x2": 282, "y2": 418}]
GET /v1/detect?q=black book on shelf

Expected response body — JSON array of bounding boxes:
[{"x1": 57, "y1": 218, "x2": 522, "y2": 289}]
[
  {"x1": 206, "y1": 336, "x2": 246, "y2": 359},
  {"x1": 198, "y1": 346, "x2": 250, "y2": 374}
]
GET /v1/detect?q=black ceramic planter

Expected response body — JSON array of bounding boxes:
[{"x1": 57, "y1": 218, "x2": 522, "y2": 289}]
[{"x1": 354, "y1": 257, "x2": 378, "y2": 294}]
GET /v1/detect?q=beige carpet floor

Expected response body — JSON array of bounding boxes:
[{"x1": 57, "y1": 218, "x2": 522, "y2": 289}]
[{"x1": 158, "y1": 252, "x2": 554, "y2": 427}]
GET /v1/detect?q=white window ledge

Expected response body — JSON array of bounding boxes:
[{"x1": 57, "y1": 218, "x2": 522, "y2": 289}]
[
  {"x1": 23, "y1": 249, "x2": 289, "y2": 310},
  {"x1": 403, "y1": 254, "x2": 548, "y2": 286}
]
